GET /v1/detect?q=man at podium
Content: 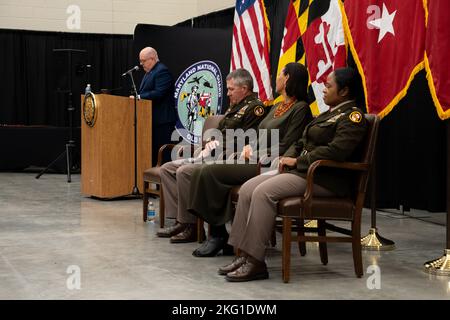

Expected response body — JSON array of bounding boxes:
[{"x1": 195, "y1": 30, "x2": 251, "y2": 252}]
[{"x1": 137, "y1": 46, "x2": 176, "y2": 166}]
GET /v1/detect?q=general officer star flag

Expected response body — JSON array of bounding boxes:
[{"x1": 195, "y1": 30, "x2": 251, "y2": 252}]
[{"x1": 342, "y1": 0, "x2": 426, "y2": 118}]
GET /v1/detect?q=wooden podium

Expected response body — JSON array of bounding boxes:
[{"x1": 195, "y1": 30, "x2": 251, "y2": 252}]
[{"x1": 81, "y1": 94, "x2": 152, "y2": 198}]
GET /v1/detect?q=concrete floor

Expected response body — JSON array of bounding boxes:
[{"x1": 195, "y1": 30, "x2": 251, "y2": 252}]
[{"x1": 0, "y1": 172, "x2": 449, "y2": 300}]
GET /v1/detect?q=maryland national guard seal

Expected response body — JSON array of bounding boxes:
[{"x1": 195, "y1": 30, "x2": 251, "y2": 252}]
[
  {"x1": 83, "y1": 92, "x2": 96, "y2": 127},
  {"x1": 174, "y1": 61, "x2": 223, "y2": 144}
]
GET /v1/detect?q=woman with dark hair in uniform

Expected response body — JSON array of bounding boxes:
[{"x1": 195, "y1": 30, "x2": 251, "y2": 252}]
[{"x1": 221, "y1": 67, "x2": 368, "y2": 282}]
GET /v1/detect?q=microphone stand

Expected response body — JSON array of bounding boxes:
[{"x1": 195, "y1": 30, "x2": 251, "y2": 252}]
[{"x1": 128, "y1": 72, "x2": 140, "y2": 196}]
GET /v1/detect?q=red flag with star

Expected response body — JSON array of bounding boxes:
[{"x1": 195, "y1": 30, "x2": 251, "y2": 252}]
[
  {"x1": 342, "y1": 0, "x2": 426, "y2": 118},
  {"x1": 424, "y1": 0, "x2": 450, "y2": 120}
]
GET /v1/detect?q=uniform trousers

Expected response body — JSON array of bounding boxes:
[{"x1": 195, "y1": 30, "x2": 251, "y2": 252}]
[
  {"x1": 228, "y1": 171, "x2": 335, "y2": 262},
  {"x1": 160, "y1": 160, "x2": 200, "y2": 224}
]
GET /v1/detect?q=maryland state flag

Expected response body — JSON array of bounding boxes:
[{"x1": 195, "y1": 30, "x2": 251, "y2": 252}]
[
  {"x1": 278, "y1": 0, "x2": 346, "y2": 115},
  {"x1": 342, "y1": 0, "x2": 426, "y2": 118},
  {"x1": 424, "y1": 0, "x2": 450, "y2": 120}
]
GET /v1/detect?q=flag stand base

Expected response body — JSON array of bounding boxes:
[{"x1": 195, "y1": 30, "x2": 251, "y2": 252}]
[
  {"x1": 361, "y1": 227, "x2": 395, "y2": 251},
  {"x1": 424, "y1": 249, "x2": 450, "y2": 276}
]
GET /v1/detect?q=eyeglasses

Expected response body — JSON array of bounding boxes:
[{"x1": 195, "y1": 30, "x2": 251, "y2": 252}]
[{"x1": 140, "y1": 57, "x2": 154, "y2": 64}]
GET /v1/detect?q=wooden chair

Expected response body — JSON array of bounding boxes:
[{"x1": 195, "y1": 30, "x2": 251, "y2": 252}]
[
  {"x1": 277, "y1": 114, "x2": 379, "y2": 283},
  {"x1": 143, "y1": 115, "x2": 225, "y2": 233}
]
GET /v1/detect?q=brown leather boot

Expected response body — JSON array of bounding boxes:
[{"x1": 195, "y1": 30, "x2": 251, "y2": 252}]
[
  {"x1": 170, "y1": 223, "x2": 198, "y2": 243},
  {"x1": 225, "y1": 256, "x2": 268, "y2": 282}
]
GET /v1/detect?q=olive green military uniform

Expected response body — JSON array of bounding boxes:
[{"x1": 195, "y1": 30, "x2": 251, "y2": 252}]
[
  {"x1": 228, "y1": 101, "x2": 368, "y2": 261},
  {"x1": 283, "y1": 100, "x2": 367, "y2": 196},
  {"x1": 160, "y1": 93, "x2": 266, "y2": 224},
  {"x1": 187, "y1": 100, "x2": 312, "y2": 226}
]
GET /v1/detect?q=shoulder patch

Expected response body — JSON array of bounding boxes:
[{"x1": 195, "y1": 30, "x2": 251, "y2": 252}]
[
  {"x1": 254, "y1": 105, "x2": 265, "y2": 117},
  {"x1": 349, "y1": 111, "x2": 362, "y2": 123}
]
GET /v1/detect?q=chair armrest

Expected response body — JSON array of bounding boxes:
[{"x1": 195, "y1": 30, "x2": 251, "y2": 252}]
[
  {"x1": 156, "y1": 143, "x2": 178, "y2": 167},
  {"x1": 257, "y1": 154, "x2": 275, "y2": 174},
  {"x1": 307, "y1": 159, "x2": 369, "y2": 172},
  {"x1": 303, "y1": 160, "x2": 370, "y2": 215}
]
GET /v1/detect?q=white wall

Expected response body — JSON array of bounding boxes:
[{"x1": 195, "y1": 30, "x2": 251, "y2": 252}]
[{"x1": 0, "y1": 0, "x2": 235, "y2": 34}]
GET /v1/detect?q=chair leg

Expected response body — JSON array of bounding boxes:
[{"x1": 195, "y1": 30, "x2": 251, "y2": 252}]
[
  {"x1": 282, "y1": 216, "x2": 292, "y2": 283},
  {"x1": 318, "y1": 219, "x2": 328, "y2": 265},
  {"x1": 352, "y1": 221, "x2": 363, "y2": 278},
  {"x1": 143, "y1": 181, "x2": 149, "y2": 222},
  {"x1": 197, "y1": 218, "x2": 205, "y2": 243},
  {"x1": 297, "y1": 219, "x2": 307, "y2": 256},
  {"x1": 270, "y1": 228, "x2": 277, "y2": 247},
  {"x1": 159, "y1": 184, "x2": 165, "y2": 228}
]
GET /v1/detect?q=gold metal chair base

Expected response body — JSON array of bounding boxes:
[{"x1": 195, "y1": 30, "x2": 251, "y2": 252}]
[
  {"x1": 304, "y1": 220, "x2": 317, "y2": 228},
  {"x1": 424, "y1": 249, "x2": 450, "y2": 276},
  {"x1": 361, "y1": 228, "x2": 395, "y2": 251}
]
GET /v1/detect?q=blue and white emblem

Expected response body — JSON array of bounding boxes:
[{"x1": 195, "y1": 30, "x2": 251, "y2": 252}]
[{"x1": 174, "y1": 61, "x2": 223, "y2": 144}]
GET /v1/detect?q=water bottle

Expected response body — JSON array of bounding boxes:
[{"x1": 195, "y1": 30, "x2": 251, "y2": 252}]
[
  {"x1": 85, "y1": 83, "x2": 91, "y2": 95},
  {"x1": 147, "y1": 201, "x2": 156, "y2": 223}
]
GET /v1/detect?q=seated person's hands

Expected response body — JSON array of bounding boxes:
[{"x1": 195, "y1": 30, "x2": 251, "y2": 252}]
[
  {"x1": 278, "y1": 157, "x2": 297, "y2": 172},
  {"x1": 241, "y1": 145, "x2": 253, "y2": 160},
  {"x1": 205, "y1": 140, "x2": 220, "y2": 152},
  {"x1": 197, "y1": 140, "x2": 220, "y2": 159}
]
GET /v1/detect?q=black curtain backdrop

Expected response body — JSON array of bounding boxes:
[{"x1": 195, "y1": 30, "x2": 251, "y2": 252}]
[
  {"x1": 0, "y1": 29, "x2": 134, "y2": 127},
  {"x1": 177, "y1": 2, "x2": 446, "y2": 212},
  {"x1": 0, "y1": 29, "x2": 134, "y2": 172}
]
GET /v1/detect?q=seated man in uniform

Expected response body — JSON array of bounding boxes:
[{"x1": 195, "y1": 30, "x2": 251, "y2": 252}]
[{"x1": 157, "y1": 68, "x2": 267, "y2": 243}]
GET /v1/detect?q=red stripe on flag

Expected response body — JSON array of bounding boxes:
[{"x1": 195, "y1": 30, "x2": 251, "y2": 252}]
[
  {"x1": 239, "y1": 14, "x2": 268, "y2": 101},
  {"x1": 247, "y1": 6, "x2": 264, "y2": 60},
  {"x1": 256, "y1": 1, "x2": 271, "y2": 78},
  {"x1": 232, "y1": 25, "x2": 244, "y2": 69}
]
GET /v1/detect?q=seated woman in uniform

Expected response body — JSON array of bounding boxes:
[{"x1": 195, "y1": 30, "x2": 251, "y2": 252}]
[
  {"x1": 187, "y1": 62, "x2": 312, "y2": 257},
  {"x1": 221, "y1": 67, "x2": 368, "y2": 282}
]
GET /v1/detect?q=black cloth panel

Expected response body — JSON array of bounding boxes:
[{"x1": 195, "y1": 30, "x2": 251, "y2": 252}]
[
  {"x1": 0, "y1": 29, "x2": 134, "y2": 127},
  {"x1": 0, "y1": 126, "x2": 81, "y2": 172}
]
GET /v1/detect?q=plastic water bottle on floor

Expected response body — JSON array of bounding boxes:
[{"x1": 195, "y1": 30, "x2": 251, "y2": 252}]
[{"x1": 147, "y1": 202, "x2": 156, "y2": 223}]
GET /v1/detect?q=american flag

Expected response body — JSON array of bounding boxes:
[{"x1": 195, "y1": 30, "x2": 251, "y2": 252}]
[{"x1": 230, "y1": 0, "x2": 272, "y2": 103}]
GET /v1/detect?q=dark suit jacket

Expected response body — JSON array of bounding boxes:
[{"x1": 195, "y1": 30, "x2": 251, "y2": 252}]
[{"x1": 139, "y1": 61, "x2": 176, "y2": 125}]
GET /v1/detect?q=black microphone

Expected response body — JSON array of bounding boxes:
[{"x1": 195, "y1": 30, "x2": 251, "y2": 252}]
[{"x1": 122, "y1": 66, "x2": 139, "y2": 77}]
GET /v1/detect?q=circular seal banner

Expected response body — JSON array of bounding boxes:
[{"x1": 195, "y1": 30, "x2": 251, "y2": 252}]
[
  {"x1": 83, "y1": 92, "x2": 96, "y2": 127},
  {"x1": 174, "y1": 60, "x2": 223, "y2": 144}
]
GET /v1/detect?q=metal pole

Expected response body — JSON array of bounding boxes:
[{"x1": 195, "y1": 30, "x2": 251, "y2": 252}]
[
  {"x1": 424, "y1": 120, "x2": 450, "y2": 275},
  {"x1": 361, "y1": 130, "x2": 395, "y2": 250}
]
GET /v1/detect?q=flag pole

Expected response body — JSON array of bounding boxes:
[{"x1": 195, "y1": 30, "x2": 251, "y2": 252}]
[
  {"x1": 423, "y1": 120, "x2": 450, "y2": 275},
  {"x1": 360, "y1": 154, "x2": 396, "y2": 251}
]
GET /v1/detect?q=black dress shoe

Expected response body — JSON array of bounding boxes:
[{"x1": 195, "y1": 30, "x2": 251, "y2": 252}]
[
  {"x1": 156, "y1": 222, "x2": 185, "y2": 238},
  {"x1": 218, "y1": 256, "x2": 247, "y2": 275},
  {"x1": 225, "y1": 257, "x2": 269, "y2": 282},
  {"x1": 192, "y1": 237, "x2": 234, "y2": 257}
]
